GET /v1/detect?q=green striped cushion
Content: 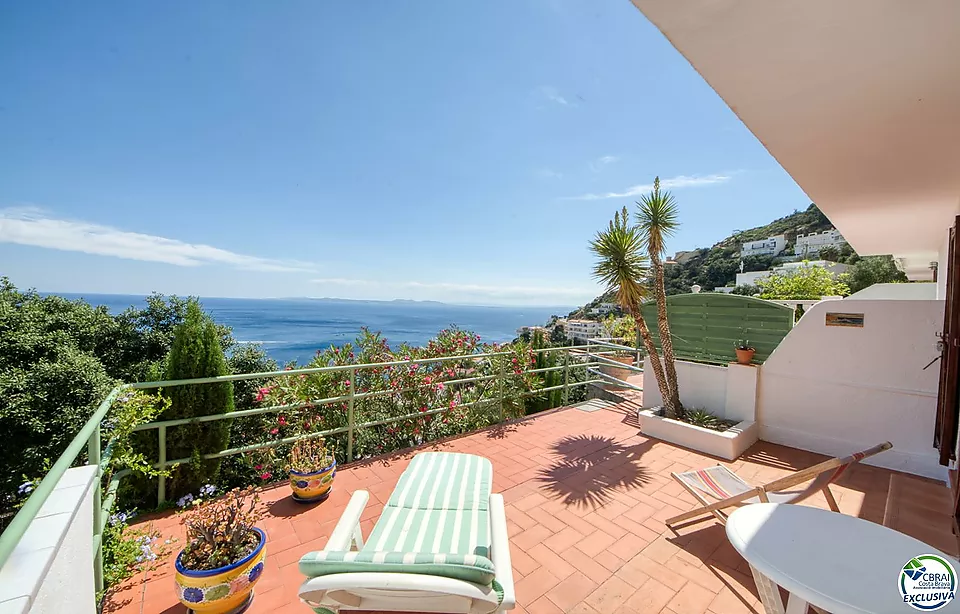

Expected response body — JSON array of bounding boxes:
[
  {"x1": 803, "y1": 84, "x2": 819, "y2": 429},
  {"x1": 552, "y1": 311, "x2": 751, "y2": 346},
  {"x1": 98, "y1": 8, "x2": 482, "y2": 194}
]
[
  {"x1": 300, "y1": 452, "x2": 496, "y2": 585},
  {"x1": 298, "y1": 550, "x2": 496, "y2": 584},
  {"x1": 386, "y1": 452, "x2": 492, "y2": 511},
  {"x1": 365, "y1": 508, "x2": 490, "y2": 557}
]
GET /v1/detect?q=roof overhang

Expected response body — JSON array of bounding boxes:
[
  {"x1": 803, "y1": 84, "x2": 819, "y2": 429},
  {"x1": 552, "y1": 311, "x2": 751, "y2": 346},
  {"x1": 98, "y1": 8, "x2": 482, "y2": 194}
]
[{"x1": 630, "y1": 0, "x2": 960, "y2": 279}]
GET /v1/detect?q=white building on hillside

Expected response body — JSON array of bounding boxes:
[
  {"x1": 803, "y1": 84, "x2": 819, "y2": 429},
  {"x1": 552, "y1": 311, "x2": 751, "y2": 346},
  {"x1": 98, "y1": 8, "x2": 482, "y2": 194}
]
[
  {"x1": 588, "y1": 302, "x2": 618, "y2": 316},
  {"x1": 516, "y1": 325, "x2": 547, "y2": 338},
  {"x1": 795, "y1": 228, "x2": 846, "y2": 257},
  {"x1": 566, "y1": 319, "x2": 604, "y2": 341},
  {"x1": 736, "y1": 260, "x2": 850, "y2": 287},
  {"x1": 740, "y1": 234, "x2": 787, "y2": 257}
]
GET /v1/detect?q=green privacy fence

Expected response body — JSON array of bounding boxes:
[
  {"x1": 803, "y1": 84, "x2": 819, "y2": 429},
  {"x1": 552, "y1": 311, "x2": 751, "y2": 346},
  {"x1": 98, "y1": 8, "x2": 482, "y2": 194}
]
[{"x1": 640, "y1": 293, "x2": 794, "y2": 364}]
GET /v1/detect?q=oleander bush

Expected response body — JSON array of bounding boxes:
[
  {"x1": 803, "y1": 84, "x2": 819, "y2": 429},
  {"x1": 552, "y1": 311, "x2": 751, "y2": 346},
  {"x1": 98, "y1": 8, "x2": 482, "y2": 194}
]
[{"x1": 241, "y1": 327, "x2": 578, "y2": 481}]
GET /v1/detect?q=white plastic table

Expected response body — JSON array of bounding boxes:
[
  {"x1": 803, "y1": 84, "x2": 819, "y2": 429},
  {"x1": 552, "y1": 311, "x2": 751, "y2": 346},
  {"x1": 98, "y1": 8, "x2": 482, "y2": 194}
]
[{"x1": 726, "y1": 503, "x2": 960, "y2": 614}]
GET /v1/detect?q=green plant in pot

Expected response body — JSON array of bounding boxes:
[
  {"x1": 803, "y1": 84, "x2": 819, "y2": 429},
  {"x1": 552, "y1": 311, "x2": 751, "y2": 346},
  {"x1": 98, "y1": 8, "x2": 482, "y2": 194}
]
[
  {"x1": 735, "y1": 339, "x2": 756, "y2": 365},
  {"x1": 288, "y1": 437, "x2": 337, "y2": 504},
  {"x1": 175, "y1": 486, "x2": 266, "y2": 614}
]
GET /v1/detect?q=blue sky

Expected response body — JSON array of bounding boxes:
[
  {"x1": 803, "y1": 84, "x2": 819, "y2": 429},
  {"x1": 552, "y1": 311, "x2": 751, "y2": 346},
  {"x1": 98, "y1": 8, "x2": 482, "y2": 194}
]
[{"x1": 0, "y1": 1, "x2": 810, "y2": 306}]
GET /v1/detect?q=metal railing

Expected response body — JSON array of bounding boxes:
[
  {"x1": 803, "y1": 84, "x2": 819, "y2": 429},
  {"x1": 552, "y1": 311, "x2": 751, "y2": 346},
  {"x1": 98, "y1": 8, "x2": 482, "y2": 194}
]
[
  {"x1": 0, "y1": 343, "x2": 634, "y2": 597},
  {"x1": 584, "y1": 339, "x2": 645, "y2": 391}
]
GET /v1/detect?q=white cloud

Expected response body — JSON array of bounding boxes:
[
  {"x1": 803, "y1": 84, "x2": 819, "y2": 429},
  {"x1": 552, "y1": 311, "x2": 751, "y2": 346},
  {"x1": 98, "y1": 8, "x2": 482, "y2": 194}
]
[
  {"x1": 312, "y1": 277, "x2": 595, "y2": 304},
  {"x1": 536, "y1": 168, "x2": 563, "y2": 180},
  {"x1": 0, "y1": 206, "x2": 314, "y2": 273},
  {"x1": 566, "y1": 173, "x2": 733, "y2": 200},
  {"x1": 589, "y1": 155, "x2": 619, "y2": 172},
  {"x1": 539, "y1": 86, "x2": 571, "y2": 106}
]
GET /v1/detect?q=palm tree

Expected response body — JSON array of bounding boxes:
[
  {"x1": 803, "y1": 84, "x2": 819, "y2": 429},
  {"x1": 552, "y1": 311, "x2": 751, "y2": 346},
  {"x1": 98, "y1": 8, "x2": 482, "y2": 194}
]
[
  {"x1": 589, "y1": 206, "x2": 675, "y2": 416},
  {"x1": 636, "y1": 177, "x2": 682, "y2": 415}
]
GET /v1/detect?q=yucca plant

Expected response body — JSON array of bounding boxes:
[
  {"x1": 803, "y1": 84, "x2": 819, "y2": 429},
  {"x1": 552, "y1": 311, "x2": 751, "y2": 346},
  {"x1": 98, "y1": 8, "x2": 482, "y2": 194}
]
[
  {"x1": 636, "y1": 177, "x2": 683, "y2": 417},
  {"x1": 589, "y1": 206, "x2": 673, "y2": 415}
]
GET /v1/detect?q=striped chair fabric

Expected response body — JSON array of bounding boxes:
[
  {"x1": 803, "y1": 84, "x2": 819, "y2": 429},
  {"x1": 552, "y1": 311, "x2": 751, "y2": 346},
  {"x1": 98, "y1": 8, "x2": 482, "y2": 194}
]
[{"x1": 299, "y1": 452, "x2": 496, "y2": 585}]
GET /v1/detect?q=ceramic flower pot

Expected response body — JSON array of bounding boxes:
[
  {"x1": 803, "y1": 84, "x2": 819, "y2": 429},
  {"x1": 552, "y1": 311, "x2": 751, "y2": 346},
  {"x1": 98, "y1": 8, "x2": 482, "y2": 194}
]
[
  {"x1": 289, "y1": 458, "x2": 336, "y2": 503},
  {"x1": 175, "y1": 527, "x2": 266, "y2": 614},
  {"x1": 600, "y1": 354, "x2": 635, "y2": 391},
  {"x1": 735, "y1": 348, "x2": 756, "y2": 365}
]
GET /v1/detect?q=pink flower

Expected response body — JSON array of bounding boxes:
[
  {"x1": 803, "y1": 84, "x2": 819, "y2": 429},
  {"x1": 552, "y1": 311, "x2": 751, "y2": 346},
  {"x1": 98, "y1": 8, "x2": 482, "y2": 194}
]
[
  {"x1": 436, "y1": 383, "x2": 445, "y2": 391},
  {"x1": 270, "y1": 428, "x2": 279, "y2": 435},
  {"x1": 511, "y1": 358, "x2": 518, "y2": 364},
  {"x1": 254, "y1": 464, "x2": 262, "y2": 470},
  {"x1": 304, "y1": 422, "x2": 311, "y2": 429},
  {"x1": 423, "y1": 376, "x2": 432, "y2": 385},
  {"x1": 278, "y1": 416, "x2": 287, "y2": 425},
  {"x1": 449, "y1": 400, "x2": 456, "y2": 409},
  {"x1": 260, "y1": 472, "x2": 272, "y2": 480},
  {"x1": 343, "y1": 379, "x2": 351, "y2": 387}
]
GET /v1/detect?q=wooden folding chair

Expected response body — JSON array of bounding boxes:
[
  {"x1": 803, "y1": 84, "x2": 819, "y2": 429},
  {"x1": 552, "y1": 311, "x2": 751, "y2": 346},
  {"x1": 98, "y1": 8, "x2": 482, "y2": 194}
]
[{"x1": 665, "y1": 442, "x2": 893, "y2": 527}]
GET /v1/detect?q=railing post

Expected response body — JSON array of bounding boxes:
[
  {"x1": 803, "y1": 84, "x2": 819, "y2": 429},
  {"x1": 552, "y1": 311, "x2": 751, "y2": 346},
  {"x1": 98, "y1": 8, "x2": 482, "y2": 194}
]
[
  {"x1": 346, "y1": 366, "x2": 356, "y2": 462},
  {"x1": 88, "y1": 425, "x2": 103, "y2": 594},
  {"x1": 563, "y1": 351, "x2": 570, "y2": 406},
  {"x1": 497, "y1": 358, "x2": 506, "y2": 421},
  {"x1": 157, "y1": 426, "x2": 166, "y2": 504}
]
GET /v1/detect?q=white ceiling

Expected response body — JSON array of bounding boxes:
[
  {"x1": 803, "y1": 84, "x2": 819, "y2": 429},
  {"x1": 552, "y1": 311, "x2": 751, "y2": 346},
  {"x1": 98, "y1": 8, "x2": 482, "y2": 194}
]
[{"x1": 631, "y1": 0, "x2": 960, "y2": 274}]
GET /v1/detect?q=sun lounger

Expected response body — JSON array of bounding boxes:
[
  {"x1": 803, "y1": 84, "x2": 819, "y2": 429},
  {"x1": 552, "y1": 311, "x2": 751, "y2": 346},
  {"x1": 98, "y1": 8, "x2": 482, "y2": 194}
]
[
  {"x1": 666, "y1": 442, "x2": 892, "y2": 527},
  {"x1": 298, "y1": 452, "x2": 514, "y2": 613}
]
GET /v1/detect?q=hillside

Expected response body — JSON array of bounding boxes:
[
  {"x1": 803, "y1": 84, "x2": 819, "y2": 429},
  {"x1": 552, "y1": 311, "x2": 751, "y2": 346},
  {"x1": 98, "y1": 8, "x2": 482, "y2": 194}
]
[{"x1": 572, "y1": 203, "x2": 852, "y2": 316}]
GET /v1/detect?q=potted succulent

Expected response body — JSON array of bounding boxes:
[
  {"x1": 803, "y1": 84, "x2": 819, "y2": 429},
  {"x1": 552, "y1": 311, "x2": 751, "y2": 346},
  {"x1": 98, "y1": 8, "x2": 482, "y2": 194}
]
[
  {"x1": 735, "y1": 339, "x2": 756, "y2": 365},
  {"x1": 175, "y1": 486, "x2": 266, "y2": 614},
  {"x1": 288, "y1": 437, "x2": 337, "y2": 503}
]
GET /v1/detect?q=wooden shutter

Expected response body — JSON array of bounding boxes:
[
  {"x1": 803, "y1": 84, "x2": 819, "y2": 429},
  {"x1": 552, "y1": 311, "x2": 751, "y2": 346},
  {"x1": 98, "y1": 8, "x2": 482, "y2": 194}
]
[{"x1": 935, "y1": 217, "x2": 960, "y2": 465}]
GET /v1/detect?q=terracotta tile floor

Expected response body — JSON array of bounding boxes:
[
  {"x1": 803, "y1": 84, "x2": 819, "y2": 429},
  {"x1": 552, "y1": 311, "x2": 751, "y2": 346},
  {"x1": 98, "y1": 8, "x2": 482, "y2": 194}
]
[{"x1": 105, "y1": 401, "x2": 951, "y2": 614}]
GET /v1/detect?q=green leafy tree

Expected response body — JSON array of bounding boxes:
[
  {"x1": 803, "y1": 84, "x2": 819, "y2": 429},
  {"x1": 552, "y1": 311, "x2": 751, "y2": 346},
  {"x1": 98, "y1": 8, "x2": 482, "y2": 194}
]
[
  {"x1": 818, "y1": 246, "x2": 841, "y2": 262},
  {"x1": 590, "y1": 206, "x2": 676, "y2": 417},
  {"x1": 731, "y1": 284, "x2": 760, "y2": 296},
  {"x1": 604, "y1": 314, "x2": 639, "y2": 342},
  {"x1": 757, "y1": 265, "x2": 850, "y2": 299},
  {"x1": 549, "y1": 325, "x2": 567, "y2": 345},
  {"x1": 162, "y1": 301, "x2": 235, "y2": 500},
  {"x1": 845, "y1": 255, "x2": 908, "y2": 293},
  {"x1": 636, "y1": 177, "x2": 682, "y2": 414},
  {"x1": 0, "y1": 280, "x2": 119, "y2": 513}
]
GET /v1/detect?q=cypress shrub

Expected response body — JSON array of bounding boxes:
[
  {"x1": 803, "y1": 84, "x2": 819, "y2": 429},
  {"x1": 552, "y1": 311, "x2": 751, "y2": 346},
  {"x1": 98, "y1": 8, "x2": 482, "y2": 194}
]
[{"x1": 162, "y1": 300, "x2": 234, "y2": 500}]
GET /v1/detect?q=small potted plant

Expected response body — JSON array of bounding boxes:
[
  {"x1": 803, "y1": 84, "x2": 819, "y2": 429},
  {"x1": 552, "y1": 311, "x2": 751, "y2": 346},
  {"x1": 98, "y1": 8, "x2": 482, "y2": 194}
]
[
  {"x1": 175, "y1": 486, "x2": 266, "y2": 614},
  {"x1": 288, "y1": 437, "x2": 337, "y2": 503},
  {"x1": 735, "y1": 339, "x2": 756, "y2": 365}
]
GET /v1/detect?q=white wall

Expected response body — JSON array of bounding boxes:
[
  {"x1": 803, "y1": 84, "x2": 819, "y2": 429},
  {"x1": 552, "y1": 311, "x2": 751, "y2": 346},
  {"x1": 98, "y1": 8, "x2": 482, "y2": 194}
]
[
  {"x1": 644, "y1": 358, "x2": 727, "y2": 414},
  {"x1": 736, "y1": 271, "x2": 771, "y2": 287},
  {"x1": 0, "y1": 465, "x2": 98, "y2": 614},
  {"x1": 849, "y1": 283, "x2": 937, "y2": 301},
  {"x1": 758, "y1": 299, "x2": 945, "y2": 480}
]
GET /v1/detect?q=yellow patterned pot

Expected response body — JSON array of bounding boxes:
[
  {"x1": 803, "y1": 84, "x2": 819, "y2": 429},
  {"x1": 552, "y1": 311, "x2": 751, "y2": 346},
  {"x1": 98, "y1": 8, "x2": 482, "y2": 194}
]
[
  {"x1": 289, "y1": 459, "x2": 336, "y2": 503},
  {"x1": 175, "y1": 528, "x2": 266, "y2": 614}
]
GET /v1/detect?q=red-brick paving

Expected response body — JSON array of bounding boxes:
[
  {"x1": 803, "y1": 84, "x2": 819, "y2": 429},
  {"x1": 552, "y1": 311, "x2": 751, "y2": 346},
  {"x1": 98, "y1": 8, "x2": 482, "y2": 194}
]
[{"x1": 105, "y1": 401, "x2": 948, "y2": 614}]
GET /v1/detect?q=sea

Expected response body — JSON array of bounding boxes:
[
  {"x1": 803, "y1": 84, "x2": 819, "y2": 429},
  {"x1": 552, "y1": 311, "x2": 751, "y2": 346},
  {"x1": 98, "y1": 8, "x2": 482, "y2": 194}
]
[{"x1": 58, "y1": 294, "x2": 570, "y2": 366}]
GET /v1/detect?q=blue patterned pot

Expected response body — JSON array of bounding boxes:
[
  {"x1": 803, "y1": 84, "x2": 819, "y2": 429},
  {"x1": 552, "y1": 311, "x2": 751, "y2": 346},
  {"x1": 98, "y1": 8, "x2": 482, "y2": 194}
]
[
  {"x1": 175, "y1": 527, "x2": 266, "y2": 614},
  {"x1": 289, "y1": 459, "x2": 336, "y2": 503}
]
